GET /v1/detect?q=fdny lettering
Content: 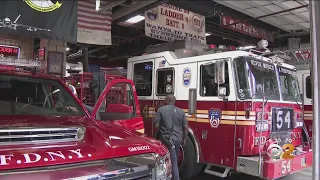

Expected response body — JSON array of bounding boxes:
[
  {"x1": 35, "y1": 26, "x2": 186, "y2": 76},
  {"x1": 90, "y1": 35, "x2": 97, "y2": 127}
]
[
  {"x1": 0, "y1": 149, "x2": 87, "y2": 166},
  {"x1": 279, "y1": 67, "x2": 296, "y2": 75},
  {"x1": 128, "y1": 146, "x2": 150, "y2": 152},
  {"x1": 251, "y1": 60, "x2": 274, "y2": 71}
]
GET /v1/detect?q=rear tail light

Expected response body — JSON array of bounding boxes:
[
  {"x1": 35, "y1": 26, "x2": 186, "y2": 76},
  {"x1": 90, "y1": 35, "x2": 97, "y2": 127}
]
[{"x1": 256, "y1": 112, "x2": 269, "y2": 132}]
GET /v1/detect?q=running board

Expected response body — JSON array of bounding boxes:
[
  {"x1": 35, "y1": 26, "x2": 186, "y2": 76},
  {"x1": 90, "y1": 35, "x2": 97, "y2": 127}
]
[{"x1": 204, "y1": 164, "x2": 230, "y2": 178}]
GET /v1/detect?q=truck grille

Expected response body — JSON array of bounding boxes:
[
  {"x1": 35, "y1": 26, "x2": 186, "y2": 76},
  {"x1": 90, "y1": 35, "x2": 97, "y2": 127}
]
[{"x1": 0, "y1": 127, "x2": 85, "y2": 145}]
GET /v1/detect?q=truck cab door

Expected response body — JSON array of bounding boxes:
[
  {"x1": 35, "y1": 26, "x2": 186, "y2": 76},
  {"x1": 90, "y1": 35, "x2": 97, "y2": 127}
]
[{"x1": 91, "y1": 79, "x2": 145, "y2": 133}]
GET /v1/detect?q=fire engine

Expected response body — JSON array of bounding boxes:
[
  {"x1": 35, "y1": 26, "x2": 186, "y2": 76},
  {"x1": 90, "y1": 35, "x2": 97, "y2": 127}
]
[
  {"x1": 127, "y1": 40, "x2": 312, "y2": 179},
  {"x1": 0, "y1": 57, "x2": 172, "y2": 179}
]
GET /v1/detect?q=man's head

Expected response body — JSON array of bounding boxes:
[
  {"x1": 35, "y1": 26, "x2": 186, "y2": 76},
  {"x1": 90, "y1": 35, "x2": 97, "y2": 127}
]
[{"x1": 165, "y1": 95, "x2": 176, "y2": 105}]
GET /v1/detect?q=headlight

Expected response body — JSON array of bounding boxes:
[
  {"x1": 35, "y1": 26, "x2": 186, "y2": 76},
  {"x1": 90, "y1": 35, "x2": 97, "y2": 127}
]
[{"x1": 155, "y1": 153, "x2": 172, "y2": 180}]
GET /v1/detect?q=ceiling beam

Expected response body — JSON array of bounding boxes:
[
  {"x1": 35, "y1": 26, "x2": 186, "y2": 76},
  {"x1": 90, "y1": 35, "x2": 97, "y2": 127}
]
[
  {"x1": 248, "y1": 1, "x2": 309, "y2": 32},
  {"x1": 112, "y1": 0, "x2": 165, "y2": 24},
  {"x1": 215, "y1": 0, "x2": 296, "y2": 32}
]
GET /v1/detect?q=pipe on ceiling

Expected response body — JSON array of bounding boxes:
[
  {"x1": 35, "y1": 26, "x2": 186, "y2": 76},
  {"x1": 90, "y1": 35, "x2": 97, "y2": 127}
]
[
  {"x1": 99, "y1": 0, "x2": 127, "y2": 11},
  {"x1": 67, "y1": 46, "x2": 107, "y2": 60},
  {"x1": 224, "y1": 4, "x2": 309, "y2": 27}
]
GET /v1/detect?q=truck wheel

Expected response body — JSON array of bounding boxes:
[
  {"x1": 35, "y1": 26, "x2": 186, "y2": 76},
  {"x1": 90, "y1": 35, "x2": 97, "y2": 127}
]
[{"x1": 179, "y1": 136, "x2": 203, "y2": 179}]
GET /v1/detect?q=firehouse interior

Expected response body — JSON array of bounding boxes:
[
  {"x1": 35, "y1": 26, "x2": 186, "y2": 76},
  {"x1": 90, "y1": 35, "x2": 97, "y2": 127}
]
[{"x1": 0, "y1": 0, "x2": 318, "y2": 180}]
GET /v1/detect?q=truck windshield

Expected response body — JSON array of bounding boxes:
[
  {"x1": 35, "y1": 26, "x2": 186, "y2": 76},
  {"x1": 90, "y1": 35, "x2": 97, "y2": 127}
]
[
  {"x1": 0, "y1": 74, "x2": 84, "y2": 116},
  {"x1": 278, "y1": 67, "x2": 301, "y2": 102},
  {"x1": 234, "y1": 56, "x2": 280, "y2": 100}
]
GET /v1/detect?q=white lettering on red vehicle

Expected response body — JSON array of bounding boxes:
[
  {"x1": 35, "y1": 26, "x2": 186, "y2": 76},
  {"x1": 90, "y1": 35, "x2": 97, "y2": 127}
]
[
  {"x1": 23, "y1": 153, "x2": 41, "y2": 164},
  {"x1": 47, "y1": 151, "x2": 66, "y2": 161},
  {"x1": 0, "y1": 154, "x2": 13, "y2": 165},
  {"x1": 0, "y1": 149, "x2": 90, "y2": 166},
  {"x1": 128, "y1": 145, "x2": 151, "y2": 152},
  {"x1": 69, "y1": 149, "x2": 85, "y2": 158}
]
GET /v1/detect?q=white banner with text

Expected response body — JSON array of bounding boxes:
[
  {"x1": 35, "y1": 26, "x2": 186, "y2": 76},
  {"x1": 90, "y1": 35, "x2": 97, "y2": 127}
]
[{"x1": 145, "y1": 4, "x2": 206, "y2": 44}]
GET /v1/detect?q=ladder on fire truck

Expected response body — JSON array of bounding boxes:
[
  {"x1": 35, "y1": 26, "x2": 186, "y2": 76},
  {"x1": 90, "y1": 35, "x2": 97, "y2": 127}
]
[{"x1": 281, "y1": 48, "x2": 312, "y2": 144}]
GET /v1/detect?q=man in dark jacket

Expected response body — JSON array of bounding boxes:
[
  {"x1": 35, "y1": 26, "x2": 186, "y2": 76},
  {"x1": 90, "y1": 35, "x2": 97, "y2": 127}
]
[{"x1": 154, "y1": 95, "x2": 188, "y2": 180}]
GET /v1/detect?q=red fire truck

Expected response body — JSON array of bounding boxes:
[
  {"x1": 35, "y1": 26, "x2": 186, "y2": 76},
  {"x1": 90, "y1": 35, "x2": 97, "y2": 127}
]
[
  {"x1": 0, "y1": 58, "x2": 171, "y2": 179},
  {"x1": 127, "y1": 40, "x2": 312, "y2": 179}
]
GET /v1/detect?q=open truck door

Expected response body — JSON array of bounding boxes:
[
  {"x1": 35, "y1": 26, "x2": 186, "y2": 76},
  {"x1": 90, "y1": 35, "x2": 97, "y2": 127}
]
[{"x1": 91, "y1": 79, "x2": 145, "y2": 134}]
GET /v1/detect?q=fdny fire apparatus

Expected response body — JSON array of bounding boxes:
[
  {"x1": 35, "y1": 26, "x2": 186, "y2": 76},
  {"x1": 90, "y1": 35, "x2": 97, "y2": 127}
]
[
  {"x1": 0, "y1": 58, "x2": 172, "y2": 179},
  {"x1": 127, "y1": 40, "x2": 312, "y2": 179}
]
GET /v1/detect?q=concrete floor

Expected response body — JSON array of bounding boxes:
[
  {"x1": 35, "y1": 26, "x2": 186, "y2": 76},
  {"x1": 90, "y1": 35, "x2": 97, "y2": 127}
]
[{"x1": 191, "y1": 167, "x2": 312, "y2": 180}]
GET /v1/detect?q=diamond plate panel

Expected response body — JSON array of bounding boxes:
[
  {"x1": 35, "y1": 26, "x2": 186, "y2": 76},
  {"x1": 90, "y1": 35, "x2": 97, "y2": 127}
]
[{"x1": 237, "y1": 156, "x2": 261, "y2": 177}]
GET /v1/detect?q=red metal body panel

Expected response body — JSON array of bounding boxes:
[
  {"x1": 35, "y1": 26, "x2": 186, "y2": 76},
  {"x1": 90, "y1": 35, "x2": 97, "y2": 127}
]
[
  {"x1": 0, "y1": 115, "x2": 167, "y2": 171},
  {"x1": 139, "y1": 98, "x2": 307, "y2": 176},
  {"x1": 0, "y1": 68, "x2": 166, "y2": 178},
  {"x1": 303, "y1": 105, "x2": 313, "y2": 138},
  {"x1": 262, "y1": 151, "x2": 312, "y2": 179}
]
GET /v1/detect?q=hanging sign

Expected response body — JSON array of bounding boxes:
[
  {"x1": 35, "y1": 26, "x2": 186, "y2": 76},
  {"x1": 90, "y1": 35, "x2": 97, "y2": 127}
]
[
  {"x1": 221, "y1": 16, "x2": 274, "y2": 42},
  {"x1": 145, "y1": 4, "x2": 206, "y2": 44}
]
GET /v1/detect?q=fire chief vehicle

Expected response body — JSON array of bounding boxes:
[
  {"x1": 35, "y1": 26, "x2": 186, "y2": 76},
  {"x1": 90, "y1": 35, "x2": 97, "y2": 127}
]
[
  {"x1": 0, "y1": 58, "x2": 172, "y2": 180},
  {"x1": 127, "y1": 40, "x2": 312, "y2": 179}
]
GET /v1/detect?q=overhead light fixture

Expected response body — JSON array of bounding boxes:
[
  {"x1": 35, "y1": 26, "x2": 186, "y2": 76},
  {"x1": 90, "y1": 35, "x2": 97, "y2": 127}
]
[
  {"x1": 66, "y1": 47, "x2": 70, "y2": 51},
  {"x1": 206, "y1": 32, "x2": 212, "y2": 36},
  {"x1": 125, "y1": 15, "x2": 145, "y2": 23},
  {"x1": 96, "y1": 0, "x2": 100, "y2": 11}
]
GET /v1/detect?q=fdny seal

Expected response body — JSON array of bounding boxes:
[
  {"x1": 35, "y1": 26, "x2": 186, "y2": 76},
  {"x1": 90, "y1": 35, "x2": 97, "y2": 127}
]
[
  {"x1": 24, "y1": 0, "x2": 62, "y2": 13},
  {"x1": 208, "y1": 109, "x2": 221, "y2": 128},
  {"x1": 146, "y1": 7, "x2": 158, "y2": 20}
]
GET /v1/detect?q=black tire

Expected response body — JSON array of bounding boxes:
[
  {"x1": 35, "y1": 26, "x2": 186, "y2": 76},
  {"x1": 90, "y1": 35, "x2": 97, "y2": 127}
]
[{"x1": 179, "y1": 136, "x2": 203, "y2": 180}]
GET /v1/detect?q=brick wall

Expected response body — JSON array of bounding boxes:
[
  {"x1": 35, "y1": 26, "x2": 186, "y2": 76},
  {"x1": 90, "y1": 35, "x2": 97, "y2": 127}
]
[
  {"x1": 0, "y1": 34, "x2": 68, "y2": 76},
  {"x1": 0, "y1": 34, "x2": 34, "y2": 59}
]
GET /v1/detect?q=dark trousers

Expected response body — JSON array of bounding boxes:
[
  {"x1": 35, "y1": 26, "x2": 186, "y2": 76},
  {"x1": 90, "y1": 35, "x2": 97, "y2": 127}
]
[{"x1": 169, "y1": 141, "x2": 181, "y2": 180}]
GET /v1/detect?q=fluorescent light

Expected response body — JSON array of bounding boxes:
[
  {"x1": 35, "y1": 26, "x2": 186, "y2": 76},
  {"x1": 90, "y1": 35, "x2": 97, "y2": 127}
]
[
  {"x1": 206, "y1": 32, "x2": 212, "y2": 36},
  {"x1": 125, "y1": 15, "x2": 145, "y2": 23},
  {"x1": 96, "y1": 0, "x2": 100, "y2": 11}
]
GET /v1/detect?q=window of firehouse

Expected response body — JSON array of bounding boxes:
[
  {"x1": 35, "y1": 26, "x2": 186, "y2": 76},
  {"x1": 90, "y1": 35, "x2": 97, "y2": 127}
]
[
  {"x1": 133, "y1": 62, "x2": 153, "y2": 96},
  {"x1": 200, "y1": 62, "x2": 229, "y2": 96},
  {"x1": 156, "y1": 68, "x2": 174, "y2": 95},
  {"x1": 306, "y1": 76, "x2": 312, "y2": 99}
]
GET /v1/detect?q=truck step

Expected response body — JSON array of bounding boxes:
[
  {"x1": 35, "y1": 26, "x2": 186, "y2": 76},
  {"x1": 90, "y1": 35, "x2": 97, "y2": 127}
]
[{"x1": 204, "y1": 164, "x2": 230, "y2": 178}]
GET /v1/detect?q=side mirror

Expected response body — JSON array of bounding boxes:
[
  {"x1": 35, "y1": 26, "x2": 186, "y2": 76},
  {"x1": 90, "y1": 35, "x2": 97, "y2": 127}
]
[
  {"x1": 214, "y1": 61, "x2": 226, "y2": 84},
  {"x1": 218, "y1": 87, "x2": 227, "y2": 97},
  {"x1": 100, "y1": 104, "x2": 133, "y2": 121}
]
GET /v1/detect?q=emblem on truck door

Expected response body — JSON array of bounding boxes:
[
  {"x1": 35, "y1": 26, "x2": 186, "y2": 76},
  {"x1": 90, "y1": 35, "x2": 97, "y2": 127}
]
[
  {"x1": 182, "y1": 68, "x2": 191, "y2": 87},
  {"x1": 208, "y1": 109, "x2": 221, "y2": 128}
]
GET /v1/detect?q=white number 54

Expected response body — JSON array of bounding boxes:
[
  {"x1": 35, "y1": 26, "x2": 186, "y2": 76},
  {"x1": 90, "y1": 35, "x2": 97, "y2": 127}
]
[
  {"x1": 276, "y1": 110, "x2": 291, "y2": 130},
  {"x1": 282, "y1": 160, "x2": 291, "y2": 174}
]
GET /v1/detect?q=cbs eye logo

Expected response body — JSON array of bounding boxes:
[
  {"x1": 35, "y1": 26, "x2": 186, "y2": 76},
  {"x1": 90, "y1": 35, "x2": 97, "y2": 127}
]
[{"x1": 267, "y1": 143, "x2": 295, "y2": 159}]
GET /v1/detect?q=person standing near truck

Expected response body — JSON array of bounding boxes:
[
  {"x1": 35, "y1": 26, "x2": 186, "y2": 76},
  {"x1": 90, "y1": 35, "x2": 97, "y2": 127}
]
[{"x1": 154, "y1": 95, "x2": 188, "y2": 180}]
